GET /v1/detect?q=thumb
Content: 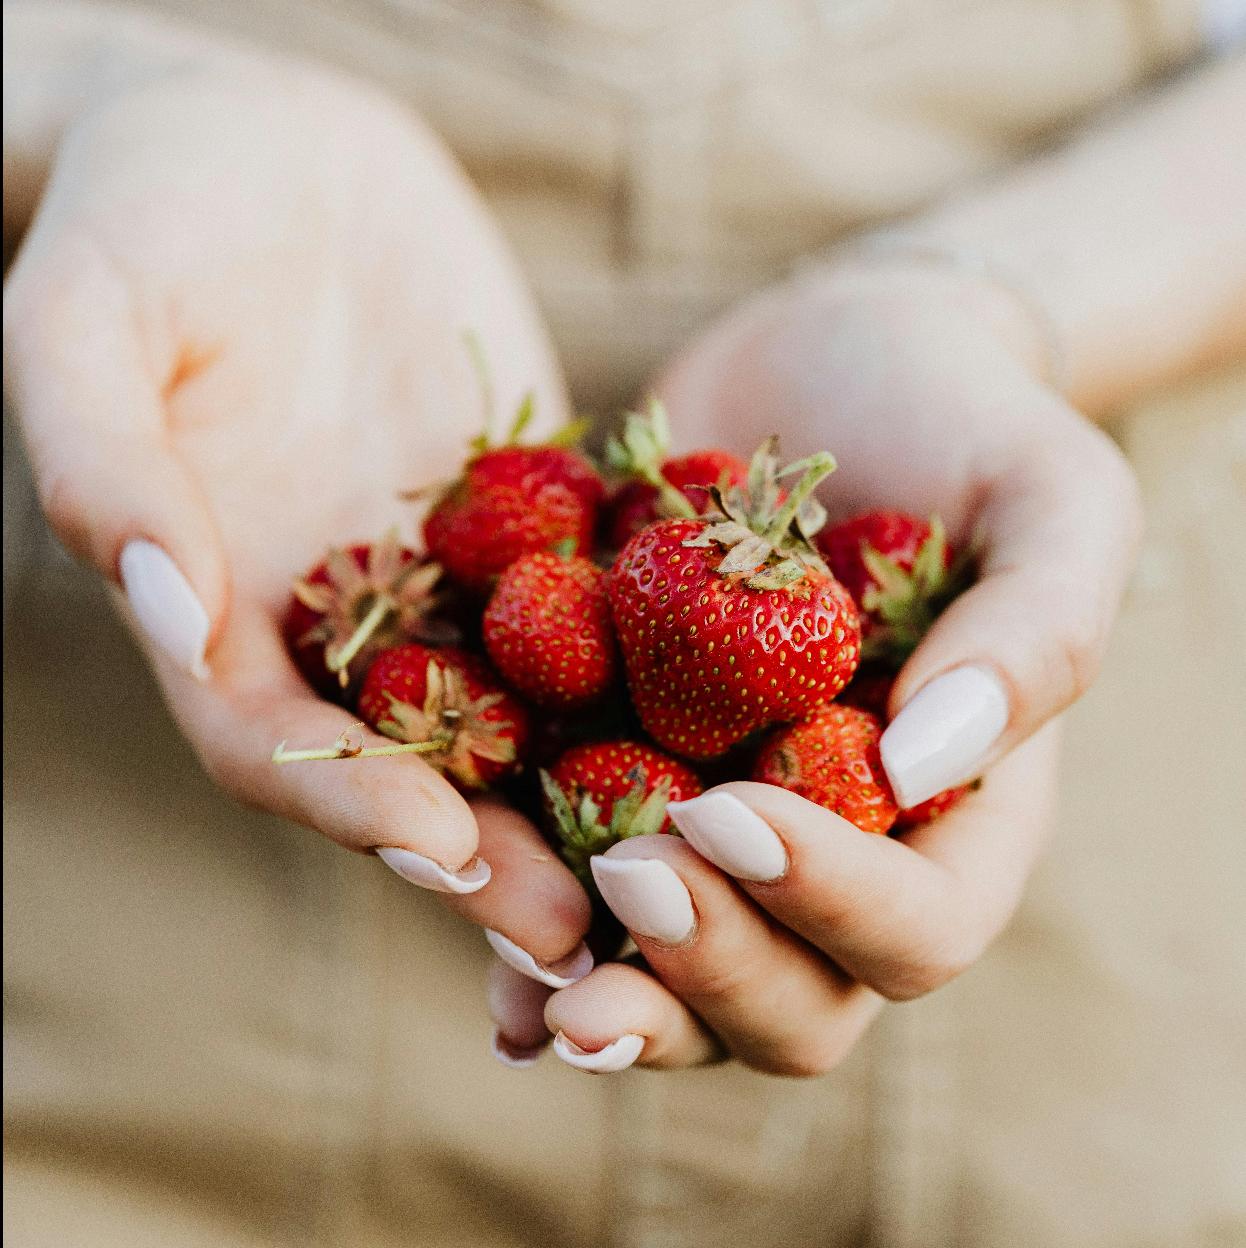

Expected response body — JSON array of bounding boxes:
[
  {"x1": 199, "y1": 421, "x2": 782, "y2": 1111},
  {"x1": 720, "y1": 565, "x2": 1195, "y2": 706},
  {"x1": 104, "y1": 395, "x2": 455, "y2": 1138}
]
[
  {"x1": 880, "y1": 408, "x2": 1143, "y2": 808},
  {"x1": 4, "y1": 236, "x2": 228, "y2": 678}
]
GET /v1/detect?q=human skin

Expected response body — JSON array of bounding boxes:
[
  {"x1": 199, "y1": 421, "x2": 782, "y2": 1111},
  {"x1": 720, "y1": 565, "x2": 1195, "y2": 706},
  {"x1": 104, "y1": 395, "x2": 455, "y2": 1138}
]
[{"x1": 5, "y1": 4, "x2": 1245, "y2": 1073}]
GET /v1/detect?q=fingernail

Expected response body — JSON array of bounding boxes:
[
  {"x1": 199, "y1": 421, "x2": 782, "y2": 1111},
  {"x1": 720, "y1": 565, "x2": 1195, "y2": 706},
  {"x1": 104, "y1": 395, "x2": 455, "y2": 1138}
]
[
  {"x1": 485, "y1": 930, "x2": 594, "y2": 989},
  {"x1": 119, "y1": 539, "x2": 210, "y2": 679},
  {"x1": 880, "y1": 665, "x2": 1009, "y2": 808},
  {"x1": 377, "y1": 847, "x2": 491, "y2": 894},
  {"x1": 491, "y1": 1030, "x2": 545, "y2": 1069},
  {"x1": 667, "y1": 791, "x2": 788, "y2": 882},
  {"x1": 553, "y1": 1031, "x2": 644, "y2": 1073},
  {"x1": 590, "y1": 856, "x2": 695, "y2": 945}
]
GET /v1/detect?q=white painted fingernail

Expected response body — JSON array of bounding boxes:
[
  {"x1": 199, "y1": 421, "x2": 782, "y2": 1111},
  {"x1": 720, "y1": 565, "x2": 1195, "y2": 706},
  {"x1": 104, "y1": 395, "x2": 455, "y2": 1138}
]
[
  {"x1": 590, "y1": 856, "x2": 695, "y2": 945},
  {"x1": 485, "y1": 929, "x2": 594, "y2": 989},
  {"x1": 667, "y1": 791, "x2": 788, "y2": 882},
  {"x1": 491, "y1": 1030, "x2": 545, "y2": 1069},
  {"x1": 487, "y1": 958, "x2": 553, "y2": 1050},
  {"x1": 553, "y1": 1031, "x2": 644, "y2": 1073},
  {"x1": 377, "y1": 847, "x2": 491, "y2": 894},
  {"x1": 119, "y1": 539, "x2": 210, "y2": 679},
  {"x1": 880, "y1": 666, "x2": 1009, "y2": 808}
]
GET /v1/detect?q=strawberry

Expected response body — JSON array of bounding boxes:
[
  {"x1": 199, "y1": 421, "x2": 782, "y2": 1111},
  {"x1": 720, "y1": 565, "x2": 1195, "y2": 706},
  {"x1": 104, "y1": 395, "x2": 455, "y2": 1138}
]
[
  {"x1": 419, "y1": 395, "x2": 604, "y2": 594},
  {"x1": 753, "y1": 703, "x2": 898, "y2": 835},
  {"x1": 893, "y1": 781, "x2": 976, "y2": 829},
  {"x1": 604, "y1": 403, "x2": 748, "y2": 549},
  {"x1": 816, "y1": 511, "x2": 968, "y2": 667},
  {"x1": 482, "y1": 551, "x2": 617, "y2": 709},
  {"x1": 283, "y1": 530, "x2": 454, "y2": 699},
  {"x1": 608, "y1": 439, "x2": 861, "y2": 759},
  {"x1": 840, "y1": 668, "x2": 977, "y2": 827},
  {"x1": 541, "y1": 741, "x2": 703, "y2": 883},
  {"x1": 357, "y1": 644, "x2": 530, "y2": 790}
]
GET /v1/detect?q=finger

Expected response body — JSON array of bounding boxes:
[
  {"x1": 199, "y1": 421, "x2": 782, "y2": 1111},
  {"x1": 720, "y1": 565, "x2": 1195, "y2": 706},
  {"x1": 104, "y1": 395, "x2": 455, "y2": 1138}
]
[
  {"x1": 447, "y1": 799, "x2": 595, "y2": 989},
  {"x1": 544, "y1": 962, "x2": 721, "y2": 1073},
  {"x1": 880, "y1": 404, "x2": 1140, "y2": 807},
  {"x1": 159, "y1": 598, "x2": 488, "y2": 889},
  {"x1": 588, "y1": 836, "x2": 882, "y2": 1076},
  {"x1": 4, "y1": 234, "x2": 228, "y2": 677},
  {"x1": 669, "y1": 723, "x2": 1060, "y2": 1000},
  {"x1": 487, "y1": 959, "x2": 554, "y2": 1068}
]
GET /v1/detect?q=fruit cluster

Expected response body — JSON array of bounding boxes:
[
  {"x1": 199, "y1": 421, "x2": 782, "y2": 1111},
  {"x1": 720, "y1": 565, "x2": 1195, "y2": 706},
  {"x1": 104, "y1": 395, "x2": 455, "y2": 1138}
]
[{"x1": 276, "y1": 398, "x2": 974, "y2": 888}]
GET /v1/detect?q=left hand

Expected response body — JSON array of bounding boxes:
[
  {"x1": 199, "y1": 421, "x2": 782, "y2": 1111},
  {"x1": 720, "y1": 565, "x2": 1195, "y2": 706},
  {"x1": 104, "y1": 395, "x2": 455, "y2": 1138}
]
[{"x1": 504, "y1": 263, "x2": 1140, "y2": 1073}]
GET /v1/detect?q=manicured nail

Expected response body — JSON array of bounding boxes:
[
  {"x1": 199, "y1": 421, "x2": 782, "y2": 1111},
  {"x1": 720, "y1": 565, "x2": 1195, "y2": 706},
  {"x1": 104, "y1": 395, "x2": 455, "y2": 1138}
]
[
  {"x1": 491, "y1": 1030, "x2": 545, "y2": 1069},
  {"x1": 553, "y1": 1031, "x2": 644, "y2": 1073},
  {"x1": 377, "y1": 846, "x2": 491, "y2": 894},
  {"x1": 119, "y1": 539, "x2": 210, "y2": 679},
  {"x1": 485, "y1": 929, "x2": 593, "y2": 989},
  {"x1": 668, "y1": 791, "x2": 788, "y2": 882},
  {"x1": 880, "y1": 666, "x2": 1009, "y2": 808},
  {"x1": 590, "y1": 856, "x2": 695, "y2": 945}
]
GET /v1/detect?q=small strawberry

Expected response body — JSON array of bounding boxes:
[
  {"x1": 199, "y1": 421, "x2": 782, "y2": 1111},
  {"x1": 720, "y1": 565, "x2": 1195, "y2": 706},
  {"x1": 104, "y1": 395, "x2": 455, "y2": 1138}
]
[
  {"x1": 284, "y1": 530, "x2": 454, "y2": 699},
  {"x1": 816, "y1": 511, "x2": 969, "y2": 667},
  {"x1": 541, "y1": 741, "x2": 703, "y2": 883},
  {"x1": 609, "y1": 439, "x2": 861, "y2": 759},
  {"x1": 357, "y1": 644, "x2": 530, "y2": 790},
  {"x1": 418, "y1": 395, "x2": 604, "y2": 594},
  {"x1": 603, "y1": 403, "x2": 748, "y2": 549},
  {"x1": 840, "y1": 668, "x2": 977, "y2": 827},
  {"x1": 753, "y1": 703, "x2": 898, "y2": 834},
  {"x1": 893, "y1": 781, "x2": 977, "y2": 829},
  {"x1": 483, "y1": 550, "x2": 617, "y2": 710}
]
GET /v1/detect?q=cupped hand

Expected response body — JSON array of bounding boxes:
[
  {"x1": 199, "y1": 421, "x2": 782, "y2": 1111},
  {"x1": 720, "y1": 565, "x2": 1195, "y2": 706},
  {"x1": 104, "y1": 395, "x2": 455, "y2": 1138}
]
[
  {"x1": 531, "y1": 264, "x2": 1141, "y2": 1073},
  {"x1": 3, "y1": 60, "x2": 593, "y2": 974}
]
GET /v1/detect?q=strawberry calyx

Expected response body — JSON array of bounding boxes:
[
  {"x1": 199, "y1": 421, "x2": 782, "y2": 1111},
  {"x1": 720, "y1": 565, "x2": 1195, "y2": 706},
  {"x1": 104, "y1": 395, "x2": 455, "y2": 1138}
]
[
  {"x1": 860, "y1": 517, "x2": 974, "y2": 665},
  {"x1": 292, "y1": 529, "x2": 454, "y2": 686},
  {"x1": 540, "y1": 765, "x2": 675, "y2": 885},
  {"x1": 377, "y1": 658, "x2": 518, "y2": 790},
  {"x1": 682, "y1": 438, "x2": 837, "y2": 591},
  {"x1": 604, "y1": 401, "x2": 699, "y2": 521}
]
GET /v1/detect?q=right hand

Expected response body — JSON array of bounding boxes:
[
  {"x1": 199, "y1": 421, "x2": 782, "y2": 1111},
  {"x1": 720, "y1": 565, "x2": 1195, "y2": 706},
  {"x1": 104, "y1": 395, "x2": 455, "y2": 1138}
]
[{"x1": 4, "y1": 57, "x2": 594, "y2": 987}]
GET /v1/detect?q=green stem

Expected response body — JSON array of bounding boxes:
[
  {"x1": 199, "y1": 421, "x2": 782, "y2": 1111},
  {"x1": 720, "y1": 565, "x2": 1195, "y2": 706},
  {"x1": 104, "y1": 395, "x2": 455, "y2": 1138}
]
[
  {"x1": 645, "y1": 467, "x2": 698, "y2": 520},
  {"x1": 272, "y1": 738, "x2": 445, "y2": 764},
  {"x1": 762, "y1": 452, "x2": 837, "y2": 543},
  {"x1": 326, "y1": 593, "x2": 393, "y2": 681}
]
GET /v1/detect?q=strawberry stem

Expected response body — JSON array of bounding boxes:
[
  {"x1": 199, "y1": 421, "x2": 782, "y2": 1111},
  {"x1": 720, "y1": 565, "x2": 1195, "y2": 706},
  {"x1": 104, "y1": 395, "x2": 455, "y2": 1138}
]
[
  {"x1": 762, "y1": 452, "x2": 837, "y2": 544},
  {"x1": 326, "y1": 592, "x2": 393, "y2": 683},
  {"x1": 272, "y1": 737, "x2": 445, "y2": 764}
]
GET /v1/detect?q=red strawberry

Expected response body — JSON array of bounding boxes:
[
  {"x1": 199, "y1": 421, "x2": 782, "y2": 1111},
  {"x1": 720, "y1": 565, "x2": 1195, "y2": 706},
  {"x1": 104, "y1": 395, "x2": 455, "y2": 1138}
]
[
  {"x1": 817, "y1": 511, "x2": 968, "y2": 667},
  {"x1": 753, "y1": 703, "x2": 898, "y2": 834},
  {"x1": 419, "y1": 396, "x2": 604, "y2": 594},
  {"x1": 357, "y1": 644, "x2": 530, "y2": 790},
  {"x1": 284, "y1": 530, "x2": 454, "y2": 699},
  {"x1": 541, "y1": 741, "x2": 703, "y2": 882},
  {"x1": 609, "y1": 439, "x2": 861, "y2": 759},
  {"x1": 483, "y1": 551, "x2": 616, "y2": 709},
  {"x1": 894, "y1": 782, "x2": 975, "y2": 829},
  {"x1": 603, "y1": 403, "x2": 748, "y2": 549},
  {"x1": 841, "y1": 667, "x2": 976, "y2": 826}
]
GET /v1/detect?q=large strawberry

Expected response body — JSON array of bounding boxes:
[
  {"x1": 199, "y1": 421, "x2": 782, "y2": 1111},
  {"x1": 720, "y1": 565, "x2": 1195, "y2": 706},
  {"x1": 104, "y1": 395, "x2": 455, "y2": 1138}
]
[
  {"x1": 284, "y1": 529, "x2": 454, "y2": 699},
  {"x1": 753, "y1": 703, "x2": 898, "y2": 834},
  {"x1": 603, "y1": 403, "x2": 748, "y2": 549},
  {"x1": 541, "y1": 741, "x2": 703, "y2": 883},
  {"x1": 816, "y1": 511, "x2": 969, "y2": 667},
  {"x1": 419, "y1": 395, "x2": 604, "y2": 594},
  {"x1": 482, "y1": 551, "x2": 617, "y2": 710},
  {"x1": 357, "y1": 644, "x2": 530, "y2": 790},
  {"x1": 608, "y1": 439, "x2": 861, "y2": 759}
]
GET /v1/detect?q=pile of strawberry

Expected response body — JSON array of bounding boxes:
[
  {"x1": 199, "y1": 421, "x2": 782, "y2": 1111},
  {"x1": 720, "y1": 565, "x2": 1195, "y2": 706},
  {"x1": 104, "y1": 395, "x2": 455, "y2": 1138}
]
[{"x1": 277, "y1": 400, "x2": 973, "y2": 888}]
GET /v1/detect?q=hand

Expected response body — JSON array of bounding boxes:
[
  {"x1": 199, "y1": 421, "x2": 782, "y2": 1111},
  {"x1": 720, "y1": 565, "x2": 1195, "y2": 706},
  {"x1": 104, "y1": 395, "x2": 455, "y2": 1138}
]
[
  {"x1": 3, "y1": 59, "x2": 594, "y2": 978},
  {"x1": 522, "y1": 266, "x2": 1141, "y2": 1073}
]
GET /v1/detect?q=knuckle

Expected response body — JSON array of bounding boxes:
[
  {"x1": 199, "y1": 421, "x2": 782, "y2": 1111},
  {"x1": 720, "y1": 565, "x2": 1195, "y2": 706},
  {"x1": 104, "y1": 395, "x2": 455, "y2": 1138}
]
[
  {"x1": 745, "y1": 1030, "x2": 858, "y2": 1079},
  {"x1": 875, "y1": 942, "x2": 975, "y2": 1002}
]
